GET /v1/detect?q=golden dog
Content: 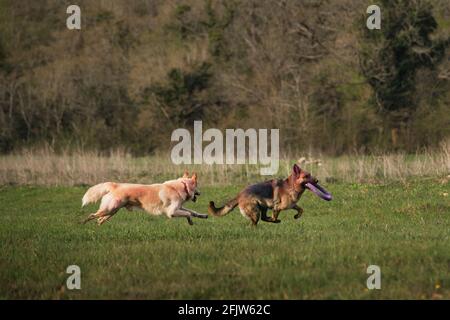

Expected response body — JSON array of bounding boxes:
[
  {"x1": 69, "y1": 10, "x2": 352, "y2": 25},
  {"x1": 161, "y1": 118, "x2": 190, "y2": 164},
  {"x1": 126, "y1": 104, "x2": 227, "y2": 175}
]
[{"x1": 82, "y1": 172, "x2": 206, "y2": 225}]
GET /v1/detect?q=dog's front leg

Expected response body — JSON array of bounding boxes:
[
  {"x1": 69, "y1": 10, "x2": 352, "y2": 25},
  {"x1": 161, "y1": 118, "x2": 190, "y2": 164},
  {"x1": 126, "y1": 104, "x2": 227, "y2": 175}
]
[
  {"x1": 269, "y1": 209, "x2": 281, "y2": 223},
  {"x1": 292, "y1": 204, "x2": 304, "y2": 219},
  {"x1": 181, "y1": 207, "x2": 208, "y2": 219},
  {"x1": 172, "y1": 209, "x2": 194, "y2": 225}
]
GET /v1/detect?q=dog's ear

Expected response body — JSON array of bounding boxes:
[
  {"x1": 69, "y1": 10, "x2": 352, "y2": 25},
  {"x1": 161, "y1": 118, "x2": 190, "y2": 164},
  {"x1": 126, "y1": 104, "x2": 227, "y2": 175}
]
[
  {"x1": 191, "y1": 172, "x2": 197, "y2": 182},
  {"x1": 182, "y1": 171, "x2": 189, "y2": 178},
  {"x1": 293, "y1": 164, "x2": 301, "y2": 176}
]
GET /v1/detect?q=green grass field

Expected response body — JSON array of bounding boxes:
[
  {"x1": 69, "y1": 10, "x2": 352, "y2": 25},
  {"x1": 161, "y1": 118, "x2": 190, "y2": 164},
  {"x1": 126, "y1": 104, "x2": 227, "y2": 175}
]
[{"x1": 0, "y1": 180, "x2": 449, "y2": 299}]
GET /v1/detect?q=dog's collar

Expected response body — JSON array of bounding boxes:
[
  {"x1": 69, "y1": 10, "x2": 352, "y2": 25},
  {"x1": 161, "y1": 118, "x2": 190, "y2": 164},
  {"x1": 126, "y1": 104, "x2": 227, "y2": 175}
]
[{"x1": 181, "y1": 181, "x2": 191, "y2": 200}]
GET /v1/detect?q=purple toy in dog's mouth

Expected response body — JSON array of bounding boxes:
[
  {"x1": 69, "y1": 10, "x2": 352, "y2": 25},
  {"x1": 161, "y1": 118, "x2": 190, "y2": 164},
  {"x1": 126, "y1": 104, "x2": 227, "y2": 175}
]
[{"x1": 305, "y1": 182, "x2": 332, "y2": 201}]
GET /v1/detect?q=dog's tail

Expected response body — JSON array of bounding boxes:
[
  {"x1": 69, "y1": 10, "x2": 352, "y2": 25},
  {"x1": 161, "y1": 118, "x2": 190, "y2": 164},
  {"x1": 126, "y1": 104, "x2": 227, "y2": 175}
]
[
  {"x1": 82, "y1": 182, "x2": 115, "y2": 207},
  {"x1": 208, "y1": 196, "x2": 239, "y2": 217}
]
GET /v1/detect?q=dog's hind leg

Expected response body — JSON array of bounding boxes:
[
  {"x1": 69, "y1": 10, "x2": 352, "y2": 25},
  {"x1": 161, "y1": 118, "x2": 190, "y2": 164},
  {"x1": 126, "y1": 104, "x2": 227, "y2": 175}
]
[
  {"x1": 97, "y1": 215, "x2": 110, "y2": 225},
  {"x1": 83, "y1": 213, "x2": 98, "y2": 224},
  {"x1": 83, "y1": 193, "x2": 113, "y2": 224},
  {"x1": 239, "y1": 202, "x2": 261, "y2": 226},
  {"x1": 96, "y1": 205, "x2": 123, "y2": 225},
  {"x1": 97, "y1": 212, "x2": 117, "y2": 225},
  {"x1": 96, "y1": 204, "x2": 124, "y2": 225},
  {"x1": 94, "y1": 194, "x2": 125, "y2": 226},
  {"x1": 83, "y1": 207, "x2": 109, "y2": 224},
  {"x1": 249, "y1": 210, "x2": 260, "y2": 226}
]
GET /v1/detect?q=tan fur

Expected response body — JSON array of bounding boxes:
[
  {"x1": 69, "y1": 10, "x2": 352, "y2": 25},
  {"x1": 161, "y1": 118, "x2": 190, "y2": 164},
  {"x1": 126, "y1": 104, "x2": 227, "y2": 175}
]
[
  {"x1": 209, "y1": 164, "x2": 317, "y2": 226},
  {"x1": 82, "y1": 172, "x2": 207, "y2": 225}
]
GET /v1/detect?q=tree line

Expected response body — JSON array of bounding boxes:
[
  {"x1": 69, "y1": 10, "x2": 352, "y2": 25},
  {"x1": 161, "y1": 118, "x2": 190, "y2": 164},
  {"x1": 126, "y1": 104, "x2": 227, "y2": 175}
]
[{"x1": 0, "y1": 0, "x2": 449, "y2": 155}]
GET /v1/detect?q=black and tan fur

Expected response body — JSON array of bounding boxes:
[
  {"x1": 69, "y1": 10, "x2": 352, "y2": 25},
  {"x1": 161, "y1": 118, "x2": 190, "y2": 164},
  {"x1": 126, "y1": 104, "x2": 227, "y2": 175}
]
[{"x1": 208, "y1": 164, "x2": 318, "y2": 226}]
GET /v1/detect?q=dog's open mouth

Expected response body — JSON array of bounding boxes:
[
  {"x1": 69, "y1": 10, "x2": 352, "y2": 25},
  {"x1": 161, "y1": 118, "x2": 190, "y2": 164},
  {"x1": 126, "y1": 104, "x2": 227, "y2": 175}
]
[
  {"x1": 305, "y1": 182, "x2": 332, "y2": 201},
  {"x1": 192, "y1": 191, "x2": 200, "y2": 202}
]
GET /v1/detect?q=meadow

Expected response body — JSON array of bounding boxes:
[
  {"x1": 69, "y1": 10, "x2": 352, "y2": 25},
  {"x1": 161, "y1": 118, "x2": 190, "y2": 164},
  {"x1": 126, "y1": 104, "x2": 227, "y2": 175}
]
[
  {"x1": 1, "y1": 0, "x2": 449, "y2": 301},
  {"x1": 0, "y1": 178, "x2": 449, "y2": 299}
]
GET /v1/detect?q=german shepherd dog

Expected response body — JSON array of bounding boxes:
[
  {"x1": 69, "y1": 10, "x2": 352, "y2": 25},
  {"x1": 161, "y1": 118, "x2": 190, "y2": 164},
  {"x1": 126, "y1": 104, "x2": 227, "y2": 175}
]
[
  {"x1": 208, "y1": 164, "x2": 326, "y2": 226},
  {"x1": 82, "y1": 172, "x2": 207, "y2": 225}
]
